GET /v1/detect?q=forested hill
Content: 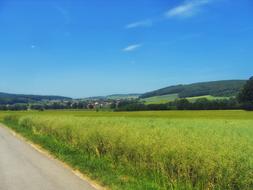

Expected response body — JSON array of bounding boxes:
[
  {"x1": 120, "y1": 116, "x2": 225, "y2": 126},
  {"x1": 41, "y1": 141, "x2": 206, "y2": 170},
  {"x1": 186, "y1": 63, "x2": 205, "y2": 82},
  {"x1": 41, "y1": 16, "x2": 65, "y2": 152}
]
[
  {"x1": 140, "y1": 80, "x2": 246, "y2": 99},
  {"x1": 0, "y1": 92, "x2": 71, "y2": 105}
]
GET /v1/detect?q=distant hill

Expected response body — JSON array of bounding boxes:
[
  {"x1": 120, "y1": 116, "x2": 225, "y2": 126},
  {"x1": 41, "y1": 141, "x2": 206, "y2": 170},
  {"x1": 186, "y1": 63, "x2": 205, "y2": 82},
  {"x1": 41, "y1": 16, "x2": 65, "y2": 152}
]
[
  {"x1": 106, "y1": 94, "x2": 140, "y2": 100},
  {"x1": 84, "y1": 94, "x2": 140, "y2": 101},
  {"x1": 0, "y1": 92, "x2": 71, "y2": 105},
  {"x1": 140, "y1": 80, "x2": 246, "y2": 99}
]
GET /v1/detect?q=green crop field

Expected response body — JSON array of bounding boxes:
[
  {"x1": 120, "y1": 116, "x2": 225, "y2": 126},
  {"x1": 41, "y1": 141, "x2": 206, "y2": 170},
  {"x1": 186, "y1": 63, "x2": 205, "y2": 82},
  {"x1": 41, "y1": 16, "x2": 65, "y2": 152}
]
[
  {"x1": 142, "y1": 94, "x2": 179, "y2": 104},
  {"x1": 1, "y1": 110, "x2": 253, "y2": 190},
  {"x1": 186, "y1": 95, "x2": 230, "y2": 102},
  {"x1": 142, "y1": 94, "x2": 229, "y2": 105}
]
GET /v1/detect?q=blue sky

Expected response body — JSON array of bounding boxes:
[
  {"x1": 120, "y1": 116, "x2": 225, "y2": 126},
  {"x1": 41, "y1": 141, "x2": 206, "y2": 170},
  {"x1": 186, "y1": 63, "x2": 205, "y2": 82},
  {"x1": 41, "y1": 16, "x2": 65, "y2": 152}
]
[{"x1": 0, "y1": 0, "x2": 252, "y2": 98}]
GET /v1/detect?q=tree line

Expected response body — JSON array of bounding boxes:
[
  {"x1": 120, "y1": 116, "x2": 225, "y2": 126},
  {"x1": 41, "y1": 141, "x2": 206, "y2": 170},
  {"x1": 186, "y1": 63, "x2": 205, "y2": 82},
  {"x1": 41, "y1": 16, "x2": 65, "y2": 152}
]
[
  {"x1": 114, "y1": 98, "x2": 240, "y2": 111},
  {"x1": 0, "y1": 101, "x2": 91, "y2": 111}
]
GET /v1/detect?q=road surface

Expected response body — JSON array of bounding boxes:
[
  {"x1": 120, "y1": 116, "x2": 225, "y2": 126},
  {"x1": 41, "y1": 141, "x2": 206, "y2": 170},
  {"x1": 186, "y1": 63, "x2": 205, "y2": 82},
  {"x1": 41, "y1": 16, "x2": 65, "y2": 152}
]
[{"x1": 0, "y1": 124, "x2": 98, "y2": 190}]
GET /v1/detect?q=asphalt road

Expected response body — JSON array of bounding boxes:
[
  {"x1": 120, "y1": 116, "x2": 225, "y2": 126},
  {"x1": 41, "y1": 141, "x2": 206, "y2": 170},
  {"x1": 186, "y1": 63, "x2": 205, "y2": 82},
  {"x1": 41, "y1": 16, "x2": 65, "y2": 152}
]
[{"x1": 0, "y1": 124, "x2": 98, "y2": 190}]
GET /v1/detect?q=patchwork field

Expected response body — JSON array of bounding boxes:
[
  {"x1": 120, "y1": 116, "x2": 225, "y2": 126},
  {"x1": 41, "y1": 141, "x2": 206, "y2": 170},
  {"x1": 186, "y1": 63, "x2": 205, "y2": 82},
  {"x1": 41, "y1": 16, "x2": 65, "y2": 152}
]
[
  {"x1": 1, "y1": 110, "x2": 253, "y2": 190},
  {"x1": 142, "y1": 94, "x2": 179, "y2": 104},
  {"x1": 142, "y1": 94, "x2": 229, "y2": 105},
  {"x1": 186, "y1": 95, "x2": 230, "y2": 102}
]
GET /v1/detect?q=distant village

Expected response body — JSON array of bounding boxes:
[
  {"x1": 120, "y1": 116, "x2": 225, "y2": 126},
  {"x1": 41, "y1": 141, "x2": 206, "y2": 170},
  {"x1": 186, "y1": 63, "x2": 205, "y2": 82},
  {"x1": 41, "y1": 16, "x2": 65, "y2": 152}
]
[{"x1": 0, "y1": 97, "x2": 136, "y2": 111}]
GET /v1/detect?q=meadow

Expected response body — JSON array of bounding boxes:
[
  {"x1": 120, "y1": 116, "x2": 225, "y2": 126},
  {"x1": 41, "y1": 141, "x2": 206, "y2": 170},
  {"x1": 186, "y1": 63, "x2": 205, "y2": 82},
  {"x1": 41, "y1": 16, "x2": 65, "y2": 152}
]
[
  {"x1": 142, "y1": 94, "x2": 179, "y2": 104},
  {"x1": 141, "y1": 94, "x2": 229, "y2": 105},
  {"x1": 1, "y1": 110, "x2": 253, "y2": 190}
]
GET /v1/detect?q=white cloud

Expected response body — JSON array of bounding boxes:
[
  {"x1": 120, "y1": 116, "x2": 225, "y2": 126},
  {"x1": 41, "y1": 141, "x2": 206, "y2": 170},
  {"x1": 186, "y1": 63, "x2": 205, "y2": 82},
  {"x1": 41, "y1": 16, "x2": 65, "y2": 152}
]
[
  {"x1": 126, "y1": 19, "x2": 153, "y2": 29},
  {"x1": 165, "y1": 0, "x2": 212, "y2": 18},
  {"x1": 123, "y1": 44, "x2": 142, "y2": 52},
  {"x1": 125, "y1": 0, "x2": 215, "y2": 29},
  {"x1": 31, "y1": 45, "x2": 36, "y2": 49}
]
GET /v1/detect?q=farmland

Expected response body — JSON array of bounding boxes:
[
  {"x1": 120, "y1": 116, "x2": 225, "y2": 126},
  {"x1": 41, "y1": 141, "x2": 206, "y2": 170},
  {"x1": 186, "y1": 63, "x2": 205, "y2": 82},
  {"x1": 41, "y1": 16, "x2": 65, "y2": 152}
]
[
  {"x1": 141, "y1": 94, "x2": 229, "y2": 105},
  {"x1": 1, "y1": 110, "x2": 253, "y2": 190},
  {"x1": 142, "y1": 94, "x2": 179, "y2": 104},
  {"x1": 186, "y1": 95, "x2": 230, "y2": 102}
]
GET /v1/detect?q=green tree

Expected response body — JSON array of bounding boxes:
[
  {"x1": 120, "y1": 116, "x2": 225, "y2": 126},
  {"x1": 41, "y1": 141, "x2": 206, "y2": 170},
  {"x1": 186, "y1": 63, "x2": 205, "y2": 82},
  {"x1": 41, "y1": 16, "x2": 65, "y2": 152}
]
[
  {"x1": 175, "y1": 99, "x2": 190, "y2": 110},
  {"x1": 238, "y1": 77, "x2": 253, "y2": 102},
  {"x1": 238, "y1": 76, "x2": 253, "y2": 110}
]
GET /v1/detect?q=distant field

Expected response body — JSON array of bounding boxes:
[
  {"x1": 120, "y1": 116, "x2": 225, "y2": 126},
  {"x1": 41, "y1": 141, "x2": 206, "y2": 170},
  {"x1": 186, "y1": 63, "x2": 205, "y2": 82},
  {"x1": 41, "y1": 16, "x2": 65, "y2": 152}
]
[
  {"x1": 1, "y1": 110, "x2": 253, "y2": 190},
  {"x1": 186, "y1": 95, "x2": 230, "y2": 102},
  {"x1": 107, "y1": 94, "x2": 140, "y2": 100},
  {"x1": 142, "y1": 94, "x2": 179, "y2": 104},
  {"x1": 142, "y1": 94, "x2": 230, "y2": 104}
]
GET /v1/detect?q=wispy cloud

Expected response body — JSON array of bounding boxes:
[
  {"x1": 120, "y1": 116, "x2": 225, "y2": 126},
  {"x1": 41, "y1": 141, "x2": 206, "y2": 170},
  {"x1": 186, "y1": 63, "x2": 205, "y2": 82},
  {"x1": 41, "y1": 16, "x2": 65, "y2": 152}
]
[
  {"x1": 125, "y1": 0, "x2": 215, "y2": 29},
  {"x1": 165, "y1": 0, "x2": 212, "y2": 18},
  {"x1": 126, "y1": 20, "x2": 153, "y2": 29},
  {"x1": 123, "y1": 44, "x2": 142, "y2": 52}
]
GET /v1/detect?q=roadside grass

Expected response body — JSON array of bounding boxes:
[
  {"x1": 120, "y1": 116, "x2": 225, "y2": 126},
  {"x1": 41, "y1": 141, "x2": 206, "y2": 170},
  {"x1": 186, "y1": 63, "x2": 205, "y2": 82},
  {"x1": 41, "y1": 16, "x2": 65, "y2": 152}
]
[
  {"x1": 0, "y1": 111, "x2": 29, "y2": 122},
  {"x1": 1, "y1": 110, "x2": 253, "y2": 190}
]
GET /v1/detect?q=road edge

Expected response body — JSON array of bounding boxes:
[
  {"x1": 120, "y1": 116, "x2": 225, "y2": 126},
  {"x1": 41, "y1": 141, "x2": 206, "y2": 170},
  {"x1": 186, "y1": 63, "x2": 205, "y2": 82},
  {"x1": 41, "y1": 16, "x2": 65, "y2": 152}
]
[{"x1": 0, "y1": 123, "x2": 107, "y2": 190}]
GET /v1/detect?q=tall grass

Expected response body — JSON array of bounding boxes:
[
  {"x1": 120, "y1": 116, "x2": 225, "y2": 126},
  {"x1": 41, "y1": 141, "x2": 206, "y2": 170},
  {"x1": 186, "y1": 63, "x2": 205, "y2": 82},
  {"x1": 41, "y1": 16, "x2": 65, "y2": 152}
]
[{"x1": 3, "y1": 112, "x2": 253, "y2": 190}]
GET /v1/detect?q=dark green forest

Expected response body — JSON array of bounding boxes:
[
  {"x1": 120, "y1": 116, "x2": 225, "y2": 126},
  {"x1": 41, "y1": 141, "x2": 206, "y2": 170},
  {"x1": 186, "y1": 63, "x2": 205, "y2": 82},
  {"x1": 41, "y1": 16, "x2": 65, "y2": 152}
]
[
  {"x1": 141, "y1": 80, "x2": 246, "y2": 99},
  {"x1": 0, "y1": 92, "x2": 71, "y2": 105}
]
